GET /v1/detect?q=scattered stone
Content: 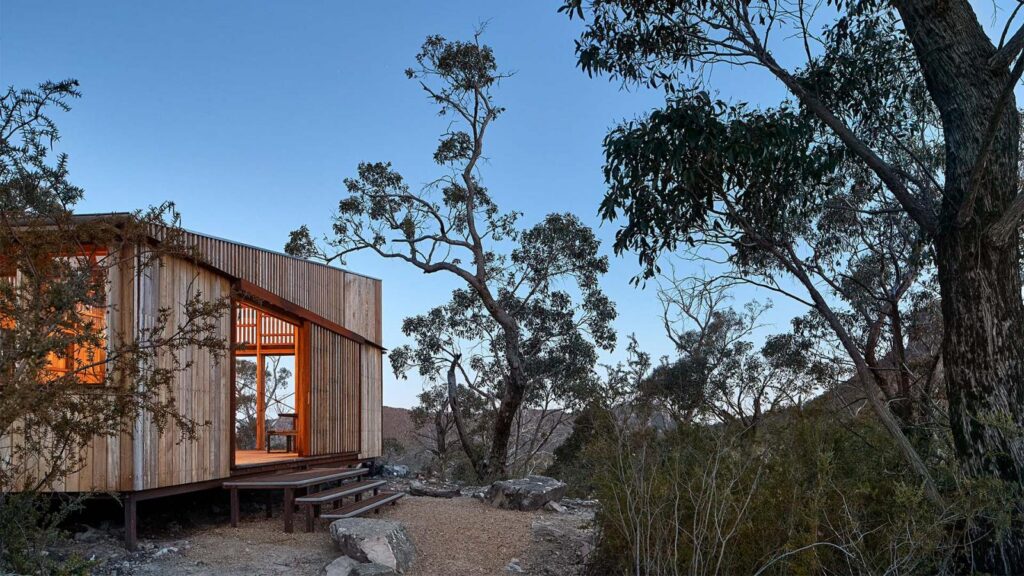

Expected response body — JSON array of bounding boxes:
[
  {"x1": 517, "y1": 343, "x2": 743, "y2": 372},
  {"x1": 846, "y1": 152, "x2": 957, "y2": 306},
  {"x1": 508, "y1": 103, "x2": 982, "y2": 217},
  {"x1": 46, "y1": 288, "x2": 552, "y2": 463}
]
[
  {"x1": 382, "y1": 464, "x2": 410, "y2": 478},
  {"x1": 153, "y1": 546, "x2": 178, "y2": 558},
  {"x1": 544, "y1": 501, "x2": 567, "y2": 513},
  {"x1": 506, "y1": 558, "x2": 525, "y2": 573},
  {"x1": 409, "y1": 480, "x2": 461, "y2": 498},
  {"x1": 461, "y1": 485, "x2": 486, "y2": 497},
  {"x1": 485, "y1": 476, "x2": 568, "y2": 511},
  {"x1": 561, "y1": 498, "x2": 599, "y2": 510},
  {"x1": 330, "y1": 518, "x2": 416, "y2": 574}
]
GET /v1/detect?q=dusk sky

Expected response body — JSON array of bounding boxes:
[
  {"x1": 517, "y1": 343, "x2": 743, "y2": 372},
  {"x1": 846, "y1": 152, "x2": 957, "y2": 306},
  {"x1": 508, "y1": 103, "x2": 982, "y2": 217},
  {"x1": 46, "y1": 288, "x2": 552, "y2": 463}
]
[{"x1": 9, "y1": 1, "x2": 1001, "y2": 407}]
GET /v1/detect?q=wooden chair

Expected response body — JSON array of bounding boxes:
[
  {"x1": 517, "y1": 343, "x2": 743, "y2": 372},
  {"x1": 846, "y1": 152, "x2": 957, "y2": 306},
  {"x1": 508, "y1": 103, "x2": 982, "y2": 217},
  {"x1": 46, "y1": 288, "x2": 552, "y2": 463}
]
[{"x1": 266, "y1": 412, "x2": 298, "y2": 453}]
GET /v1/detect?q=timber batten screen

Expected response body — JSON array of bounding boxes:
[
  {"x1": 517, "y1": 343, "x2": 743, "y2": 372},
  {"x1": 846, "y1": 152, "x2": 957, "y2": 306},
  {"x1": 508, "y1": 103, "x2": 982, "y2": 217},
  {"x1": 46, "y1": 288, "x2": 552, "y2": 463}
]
[{"x1": 308, "y1": 326, "x2": 361, "y2": 456}]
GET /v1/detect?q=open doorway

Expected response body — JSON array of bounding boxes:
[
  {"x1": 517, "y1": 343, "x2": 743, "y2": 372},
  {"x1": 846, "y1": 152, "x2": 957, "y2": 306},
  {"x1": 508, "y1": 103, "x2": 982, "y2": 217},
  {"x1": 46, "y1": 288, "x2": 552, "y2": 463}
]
[{"x1": 233, "y1": 300, "x2": 305, "y2": 467}]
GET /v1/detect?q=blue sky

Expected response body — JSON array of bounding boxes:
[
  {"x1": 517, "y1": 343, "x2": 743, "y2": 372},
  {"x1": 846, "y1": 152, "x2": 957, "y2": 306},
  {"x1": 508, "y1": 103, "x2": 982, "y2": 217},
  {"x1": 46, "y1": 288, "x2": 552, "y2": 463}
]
[{"x1": 4, "y1": 2, "x2": 1015, "y2": 407}]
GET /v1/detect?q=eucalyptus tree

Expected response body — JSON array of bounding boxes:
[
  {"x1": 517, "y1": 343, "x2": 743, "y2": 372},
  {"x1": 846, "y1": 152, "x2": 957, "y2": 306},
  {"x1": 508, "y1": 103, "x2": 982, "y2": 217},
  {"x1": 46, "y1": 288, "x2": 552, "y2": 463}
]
[
  {"x1": 650, "y1": 277, "x2": 835, "y2": 431},
  {"x1": 287, "y1": 35, "x2": 616, "y2": 478},
  {"x1": 562, "y1": 1, "x2": 1024, "y2": 568}
]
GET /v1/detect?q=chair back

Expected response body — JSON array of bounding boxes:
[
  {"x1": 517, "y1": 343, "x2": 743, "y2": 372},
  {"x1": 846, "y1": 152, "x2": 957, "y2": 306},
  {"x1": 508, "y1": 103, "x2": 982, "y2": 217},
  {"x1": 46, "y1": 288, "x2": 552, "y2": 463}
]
[{"x1": 267, "y1": 412, "x2": 297, "y2": 432}]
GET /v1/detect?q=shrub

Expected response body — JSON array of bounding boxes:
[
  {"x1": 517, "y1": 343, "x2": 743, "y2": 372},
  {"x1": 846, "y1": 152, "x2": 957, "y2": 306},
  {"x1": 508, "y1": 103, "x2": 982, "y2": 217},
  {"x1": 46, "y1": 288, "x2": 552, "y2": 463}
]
[{"x1": 579, "y1": 406, "x2": 985, "y2": 575}]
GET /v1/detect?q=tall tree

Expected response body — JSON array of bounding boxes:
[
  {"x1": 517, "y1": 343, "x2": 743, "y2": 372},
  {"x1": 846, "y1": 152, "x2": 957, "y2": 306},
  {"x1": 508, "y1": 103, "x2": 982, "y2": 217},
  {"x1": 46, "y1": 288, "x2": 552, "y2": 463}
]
[
  {"x1": 562, "y1": 1, "x2": 1024, "y2": 569},
  {"x1": 288, "y1": 34, "x2": 615, "y2": 478}
]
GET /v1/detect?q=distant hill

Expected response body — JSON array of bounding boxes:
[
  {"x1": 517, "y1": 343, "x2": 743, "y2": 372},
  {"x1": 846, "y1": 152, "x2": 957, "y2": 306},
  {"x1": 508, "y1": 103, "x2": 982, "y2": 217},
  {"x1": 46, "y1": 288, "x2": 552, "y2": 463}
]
[{"x1": 380, "y1": 405, "x2": 576, "y2": 474}]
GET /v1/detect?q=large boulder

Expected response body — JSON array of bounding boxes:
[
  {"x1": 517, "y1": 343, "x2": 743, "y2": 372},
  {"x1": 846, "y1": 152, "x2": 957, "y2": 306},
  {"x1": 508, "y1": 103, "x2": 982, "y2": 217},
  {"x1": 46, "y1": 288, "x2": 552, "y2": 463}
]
[
  {"x1": 485, "y1": 476, "x2": 567, "y2": 511},
  {"x1": 408, "y1": 480, "x2": 461, "y2": 498},
  {"x1": 329, "y1": 518, "x2": 416, "y2": 574}
]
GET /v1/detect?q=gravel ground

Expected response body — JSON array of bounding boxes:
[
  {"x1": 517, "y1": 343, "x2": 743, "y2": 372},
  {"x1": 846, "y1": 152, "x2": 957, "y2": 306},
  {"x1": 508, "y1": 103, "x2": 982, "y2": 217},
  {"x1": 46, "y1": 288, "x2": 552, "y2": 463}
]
[
  {"x1": 375, "y1": 495, "x2": 534, "y2": 576},
  {"x1": 57, "y1": 490, "x2": 590, "y2": 576}
]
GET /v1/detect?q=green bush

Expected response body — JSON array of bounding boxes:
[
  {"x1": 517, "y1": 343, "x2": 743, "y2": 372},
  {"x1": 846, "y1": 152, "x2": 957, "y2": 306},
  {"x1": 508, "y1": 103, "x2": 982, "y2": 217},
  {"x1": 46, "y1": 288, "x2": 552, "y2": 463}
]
[
  {"x1": 0, "y1": 493, "x2": 91, "y2": 575},
  {"x1": 577, "y1": 407, "x2": 1013, "y2": 575}
]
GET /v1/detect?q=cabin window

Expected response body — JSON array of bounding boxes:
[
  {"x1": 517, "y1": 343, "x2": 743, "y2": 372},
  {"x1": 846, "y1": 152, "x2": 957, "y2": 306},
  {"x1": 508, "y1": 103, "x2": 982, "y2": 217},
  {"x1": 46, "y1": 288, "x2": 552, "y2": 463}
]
[{"x1": 38, "y1": 247, "x2": 109, "y2": 385}]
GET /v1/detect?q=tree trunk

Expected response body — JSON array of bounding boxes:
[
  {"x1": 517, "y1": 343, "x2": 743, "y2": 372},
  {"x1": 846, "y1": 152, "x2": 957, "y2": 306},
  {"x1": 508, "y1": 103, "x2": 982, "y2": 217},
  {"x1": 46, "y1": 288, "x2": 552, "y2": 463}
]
[
  {"x1": 446, "y1": 355, "x2": 487, "y2": 481},
  {"x1": 485, "y1": 364, "x2": 527, "y2": 479},
  {"x1": 474, "y1": 295, "x2": 530, "y2": 480},
  {"x1": 898, "y1": 2, "x2": 1024, "y2": 570}
]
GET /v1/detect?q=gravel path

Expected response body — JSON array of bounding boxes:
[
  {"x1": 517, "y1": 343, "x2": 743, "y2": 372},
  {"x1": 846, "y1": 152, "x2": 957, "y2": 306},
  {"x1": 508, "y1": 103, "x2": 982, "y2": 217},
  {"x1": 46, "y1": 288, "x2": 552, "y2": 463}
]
[{"x1": 375, "y1": 495, "x2": 534, "y2": 576}]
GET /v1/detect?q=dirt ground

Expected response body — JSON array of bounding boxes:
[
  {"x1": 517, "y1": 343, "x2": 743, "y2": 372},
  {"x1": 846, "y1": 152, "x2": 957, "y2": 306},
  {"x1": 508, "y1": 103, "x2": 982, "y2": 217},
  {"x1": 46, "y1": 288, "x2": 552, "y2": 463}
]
[
  {"x1": 56, "y1": 492, "x2": 593, "y2": 576},
  {"x1": 375, "y1": 496, "x2": 532, "y2": 575}
]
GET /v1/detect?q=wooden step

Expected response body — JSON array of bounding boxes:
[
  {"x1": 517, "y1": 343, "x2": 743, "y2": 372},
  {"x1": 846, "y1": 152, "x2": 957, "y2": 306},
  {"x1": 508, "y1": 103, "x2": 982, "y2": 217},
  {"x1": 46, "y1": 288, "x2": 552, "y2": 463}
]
[
  {"x1": 296, "y1": 479, "x2": 386, "y2": 504},
  {"x1": 319, "y1": 492, "x2": 405, "y2": 521}
]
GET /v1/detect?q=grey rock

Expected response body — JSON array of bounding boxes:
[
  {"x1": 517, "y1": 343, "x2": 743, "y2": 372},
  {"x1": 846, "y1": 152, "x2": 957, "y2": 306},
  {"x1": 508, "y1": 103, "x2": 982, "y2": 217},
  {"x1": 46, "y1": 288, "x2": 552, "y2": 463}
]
[
  {"x1": 409, "y1": 480, "x2": 461, "y2": 498},
  {"x1": 506, "y1": 558, "x2": 525, "y2": 573},
  {"x1": 330, "y1": 518, "x2": 416, "y2": 574},
  {"x1": 485, "y1": 476, "x2": 568, "y2": 511},
  {"x1": 353, "y1": 563, "x2": 397, "y2": 576},
  {"x1": 152, "y1": 546, "x2": 178, "y2": 558},
  {"x1": 544, "y1": 500, "x2": 567, "y2": 513},
  {"x1": 324, "y1": 556, "x2": 360, "y2": 576},
  {"x1": 382, "y1": 464, "x2": 410, "y2": 478}
]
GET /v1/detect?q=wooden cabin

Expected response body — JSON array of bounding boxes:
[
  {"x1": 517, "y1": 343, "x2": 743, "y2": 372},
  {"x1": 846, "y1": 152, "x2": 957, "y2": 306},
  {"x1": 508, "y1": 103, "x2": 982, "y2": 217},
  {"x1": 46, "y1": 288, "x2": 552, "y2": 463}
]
[{"x1": 12, "y1": 216, "x2": 384, "y2": 542}]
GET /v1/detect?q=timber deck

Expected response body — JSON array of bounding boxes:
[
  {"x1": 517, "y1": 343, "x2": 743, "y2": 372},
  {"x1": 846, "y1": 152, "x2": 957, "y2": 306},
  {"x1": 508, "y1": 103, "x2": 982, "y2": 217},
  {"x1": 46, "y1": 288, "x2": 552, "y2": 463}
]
[
  {"x1": 224, "y1": 467, "x2": 368, "y2": 532},
  {"x1": 320, "y1": 491, "x2": 405, "y2": 520}
]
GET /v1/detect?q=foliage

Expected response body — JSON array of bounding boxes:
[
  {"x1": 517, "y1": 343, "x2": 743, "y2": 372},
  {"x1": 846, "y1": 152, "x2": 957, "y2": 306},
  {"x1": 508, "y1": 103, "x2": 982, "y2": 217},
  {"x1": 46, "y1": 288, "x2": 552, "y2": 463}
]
[
  {"x1": 579, "y1": 403, "x2": 1020, "y2": 576},
  {"x1": 290, "y1": 33, "x2": 616, "y2": 478},
  {"x1": 0, "y1": 493, "x2": 91, "y2": 575},
  {"x1": 0, "y1": 80, "x2": 228, "y2": 572},
  {"x1": 558, "y1": 0, "x2": 969, "y2": 514}
]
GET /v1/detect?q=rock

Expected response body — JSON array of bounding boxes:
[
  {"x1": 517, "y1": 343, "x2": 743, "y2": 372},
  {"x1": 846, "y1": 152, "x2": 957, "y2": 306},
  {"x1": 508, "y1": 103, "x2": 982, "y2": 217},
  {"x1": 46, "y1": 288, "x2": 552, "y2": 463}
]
[
  {"x1": 533, "y1": 520, "x2": 566, "y2": 542},
  {"x1": 330, "y1": 518, "x2": 416, "y2": 574},
  {"x1": 506, "y1": 558, "x2": 525, "y2": 573},
  {"x1": 74, "y1": 526, "x2": 105, "y2": 543},
  {"x1": 353, "y1": 564, "x2": 397, "y2": 576},
  {"x1": 561, "y1": 498, "x2": 599, "y2": 510},
  {"x1": 409, "y1": 480, "x2": 461, "y2": 498},
  {"x1": 324, "y1": 556, "x2": 360, "y2": 576},
  {"x1": 153, "y1": 546, "x2": 178, "y2": 558},
  {"x1": 325, "y1": 554, "x2": 398, "y2": 575},
  {"x1": 544, "y1": 501, "x2": 567, "y2": 513},
  {"x1": 382, "y1": 464, "x2": 409, "y2": 478},
  {"x1": 485, "y1": 476, "x2": 568, "y2": 511}
]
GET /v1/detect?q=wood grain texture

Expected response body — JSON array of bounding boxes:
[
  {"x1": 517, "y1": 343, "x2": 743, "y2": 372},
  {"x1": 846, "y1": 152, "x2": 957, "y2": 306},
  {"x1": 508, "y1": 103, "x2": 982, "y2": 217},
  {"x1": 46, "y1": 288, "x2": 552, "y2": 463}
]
[
  {"x1": 30, "y1": 224, "x2": 383, "y2": 493},
  {"x1": 308, "y1": 325, "x2": 361, "y2": 456},
  {"x1": 360, "y1": 345, "x2": 383, "y2": 459},
  {"x1": 174, "y1": 229, "x2": 382, "y2": 346}
]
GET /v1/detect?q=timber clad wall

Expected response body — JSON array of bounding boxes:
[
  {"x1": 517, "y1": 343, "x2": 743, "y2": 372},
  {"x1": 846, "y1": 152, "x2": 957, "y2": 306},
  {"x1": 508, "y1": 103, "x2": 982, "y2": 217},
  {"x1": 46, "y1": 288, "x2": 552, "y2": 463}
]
[
  {"x1": 309, "y1": 326, "x2": 361, "y2": 455},
  {"x1": 181, "y1": 229, "x2": 385, "y2": 460},
  {"x1": 52, "y1": 245, "x2": 136, "y2": 492},
  {"x1": 21, "y1": 224, "x2": 383, "y2": 494},
  {"x1": 136, "y1": 256, "x2": 232, "y2": 490},
  {"x1": 360, "y1": 345, "x2": 383, "y2": 459},
  {"x1": 180, "y1": 231, "x2": 383, "y2": 346}
]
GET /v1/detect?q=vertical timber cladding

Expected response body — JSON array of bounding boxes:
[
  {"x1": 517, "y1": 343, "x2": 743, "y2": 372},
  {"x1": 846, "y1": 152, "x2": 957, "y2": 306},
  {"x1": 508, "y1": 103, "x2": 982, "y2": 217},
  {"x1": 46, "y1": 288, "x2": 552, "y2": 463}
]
[
  {"x1": 179, "y1": 230, "x2": 383, "y2": 346},
  {"x1": 30, "y1": 245, "x2": 137, "y2": 493},
  {"x1": 308, "y1": 325, "x2": 361, "y2": 455},
  {"x1": 137, "y1": 254, "x2": 232, "y2": 490},
  {"x1": 178, "y1": 227, "x2": 384, "y2": 459},
  {"x1": 360, "y1": 344, "x2": 383, "y2": 459}
]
